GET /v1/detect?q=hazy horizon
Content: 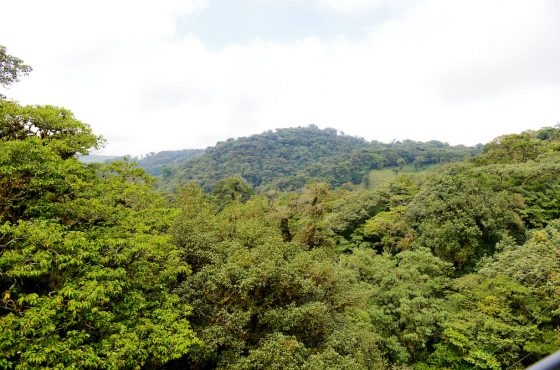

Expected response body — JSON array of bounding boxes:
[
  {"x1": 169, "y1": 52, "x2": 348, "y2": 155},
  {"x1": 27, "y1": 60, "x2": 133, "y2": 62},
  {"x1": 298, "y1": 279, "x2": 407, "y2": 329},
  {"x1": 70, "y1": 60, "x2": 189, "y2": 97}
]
[
  {"x1": 87, "y1": 124, "x2": 491, "y2": 157},
  {"x1": 2, "y1": 0, "x2": 559, "y2": 155}
]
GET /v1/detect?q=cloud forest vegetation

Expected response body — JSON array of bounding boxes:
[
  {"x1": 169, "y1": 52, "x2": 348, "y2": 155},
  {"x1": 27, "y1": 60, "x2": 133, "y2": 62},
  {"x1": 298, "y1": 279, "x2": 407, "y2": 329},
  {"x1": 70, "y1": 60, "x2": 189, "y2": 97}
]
[{"x1": 1, "y1": 46, "x2": 559, "y2": 369}]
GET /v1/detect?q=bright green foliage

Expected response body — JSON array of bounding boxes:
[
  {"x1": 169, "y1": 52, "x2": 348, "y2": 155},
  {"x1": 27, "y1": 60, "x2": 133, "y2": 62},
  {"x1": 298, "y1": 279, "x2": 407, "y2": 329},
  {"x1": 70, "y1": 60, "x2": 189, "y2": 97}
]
[
  {"x1": 363, "y1": 206, "x2": 414, "y2": 253},
  {"x1": 0, "y1": 101, "x2": 197, "y2": 368},
  {"x1": 428, "y1": 274, "x2": 551, "y2": 369},
  {"x1": 0, "y1": 138, "x2": 93, "y2": 223},
  {"x1": 477, "y1": 133, "x2": 544, "y2": 164},
  {"x1": 171, "y1": 185, "x2": 385, "y2": 369},
  {"x1": 0, "y1": 100, "x2": 101, "y2": 159},
  {"x1": 476, "y1": 127, "x2": 560, "y2": 166},
  {"x1": 478, "y1": 220, "x2": 560, "y2": 296},
  {"x1": 0, "y1": 219, "x2": 194, "y2": 368},
  {"x1": 4, "y1": 47, "x2": 560, "y2": 369},
  {"x1": 344, "y1": 248, "x2": 451, "y2": 364}
]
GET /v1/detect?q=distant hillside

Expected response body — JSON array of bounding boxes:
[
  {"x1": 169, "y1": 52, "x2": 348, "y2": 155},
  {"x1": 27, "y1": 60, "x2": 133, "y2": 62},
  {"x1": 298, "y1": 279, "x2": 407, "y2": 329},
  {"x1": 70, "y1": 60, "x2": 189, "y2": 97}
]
[
  {"x1": 80, "y1": 150, "x2": 204, "y2": 175},
  {"x1": 133, "y1": 149, "x2": 204, "y2": 176},
  {"x1": 159, "y1": 125, "x2": 482, "y2": 191}
]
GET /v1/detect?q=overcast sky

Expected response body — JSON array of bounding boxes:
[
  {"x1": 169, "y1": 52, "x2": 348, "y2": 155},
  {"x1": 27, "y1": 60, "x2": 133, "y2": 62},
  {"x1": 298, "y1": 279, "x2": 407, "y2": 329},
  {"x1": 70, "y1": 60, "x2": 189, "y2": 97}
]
[{"x1": 2, "y1": 0, "x2": 560, "y2": 155}]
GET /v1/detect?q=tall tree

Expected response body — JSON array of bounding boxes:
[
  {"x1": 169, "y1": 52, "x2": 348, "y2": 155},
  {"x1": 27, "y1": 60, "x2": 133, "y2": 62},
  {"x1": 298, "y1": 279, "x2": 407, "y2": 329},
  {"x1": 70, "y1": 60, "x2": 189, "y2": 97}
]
[{"x1": 0, "y1": 99, "x2": 198, "y2": 368}]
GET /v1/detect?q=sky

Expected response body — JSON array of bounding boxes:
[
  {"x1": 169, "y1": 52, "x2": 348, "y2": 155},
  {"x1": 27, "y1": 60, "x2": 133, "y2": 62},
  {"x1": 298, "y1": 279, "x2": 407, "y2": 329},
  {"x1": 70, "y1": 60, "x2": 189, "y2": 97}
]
[{"x1": 2, "y1": 0, "x2": 560, "y2": 155}]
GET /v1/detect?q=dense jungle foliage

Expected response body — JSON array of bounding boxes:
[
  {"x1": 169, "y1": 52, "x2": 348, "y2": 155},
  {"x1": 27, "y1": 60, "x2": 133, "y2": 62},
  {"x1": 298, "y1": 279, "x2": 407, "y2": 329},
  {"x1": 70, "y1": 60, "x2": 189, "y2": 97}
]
[
  {"x1": 1, "y1": 46, "x2": 559, "y2": 369},
  {"x1": 155, "y1": 125, "x2": 481, "y2": 192}
]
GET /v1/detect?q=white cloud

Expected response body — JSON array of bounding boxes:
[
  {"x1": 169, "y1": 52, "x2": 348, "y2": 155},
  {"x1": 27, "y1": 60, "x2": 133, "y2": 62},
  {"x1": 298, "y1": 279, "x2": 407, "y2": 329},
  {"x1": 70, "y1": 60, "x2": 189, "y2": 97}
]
[
  {"x1": 2, "y1": 0, "x2": 560, "y2": 155},
  {"x1": 314, "y1": 0, "x2": 411, "y2": 15},
  {"x1": 316, "y1": 0, "x2": 385, "y2": 12},
  {"x1": 316, "y1": 0, "x2": 396, "y2": 15}
]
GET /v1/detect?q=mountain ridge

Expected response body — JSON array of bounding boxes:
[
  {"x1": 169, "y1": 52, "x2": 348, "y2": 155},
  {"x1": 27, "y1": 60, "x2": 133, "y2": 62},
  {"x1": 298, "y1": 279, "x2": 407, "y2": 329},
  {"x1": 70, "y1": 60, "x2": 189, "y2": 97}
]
[{"x1": 154, "y1": 124, "x2": 482, "y2": 191}]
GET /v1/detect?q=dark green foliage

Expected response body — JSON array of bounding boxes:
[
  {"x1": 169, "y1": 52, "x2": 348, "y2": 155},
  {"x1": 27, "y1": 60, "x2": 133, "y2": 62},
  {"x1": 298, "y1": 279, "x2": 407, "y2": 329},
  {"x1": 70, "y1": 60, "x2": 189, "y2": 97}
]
[
  {"x1": 161, "y1": 125, "x2": 480, "y2": 191},
  {"x1": 324, "y1": 189, "x2": 387, "y2": 241},
  {"x1": 170, "y1": 185, "x2": 385, "y2": 369},
  {"x1": 429, "y1": 221, "x2": 560, "y2": 370},
  {"x1": 471, "y1": 160, "x2": 560, "y2": 229},
  {"x1": 212, "y1": 176, "x2": 254, "y2": 205},
  {"x1": 159, "y1": 129, "x2": 560, "y2": 368},
  {"x1": 405, "y1": 169, "x2": 525, "y2": 269}
]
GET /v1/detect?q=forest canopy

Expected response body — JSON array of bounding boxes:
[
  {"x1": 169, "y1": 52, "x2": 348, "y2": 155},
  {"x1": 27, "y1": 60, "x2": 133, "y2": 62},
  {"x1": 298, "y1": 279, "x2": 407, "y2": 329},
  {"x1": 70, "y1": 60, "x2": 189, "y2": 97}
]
[
  {"x1": 1, "y1": 47, "x2": 559, "y2": 369},
  {"x1": 154, "y1": 125, "x2": 481, "y2": 192}
]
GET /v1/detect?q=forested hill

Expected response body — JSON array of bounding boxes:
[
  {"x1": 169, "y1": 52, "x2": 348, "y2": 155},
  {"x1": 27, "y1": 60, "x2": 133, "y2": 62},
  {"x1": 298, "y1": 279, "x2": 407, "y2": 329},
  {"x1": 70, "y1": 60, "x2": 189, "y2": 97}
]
[
  {"x1": 80, "y1": 149, "x2": 204, "y2": 176},
  {"x1": 159, "y1": 125, "x2": 481, "y2": 191},
  {"x1": 133, "y1": 149, "x2": 204, "y2": 176},
  {"x1": 4, "y1": 45, "x2": 560, "y2": 370}
]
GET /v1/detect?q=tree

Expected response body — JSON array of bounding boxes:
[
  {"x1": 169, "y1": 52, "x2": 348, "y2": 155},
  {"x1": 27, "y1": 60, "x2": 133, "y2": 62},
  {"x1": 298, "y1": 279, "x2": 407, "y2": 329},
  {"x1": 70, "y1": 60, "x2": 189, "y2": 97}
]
[
  {"x1": 344, "y1": 248, "x2": 452, "y2": 364},
  {"x1": 429, "y1": 274, "x2": 551, "y2": 369},
  {"x1": 428, "y1": 222, "x2": 560, "y2": 369},
  {"x1": 476, "y1": 132, "x2": 545, "y2": 165},
  {"x1": 212, "y1": 176, "x2": 254, "y2": 206},
  {"x1": 171, "y1": 187, "x2": 385, "y2": 369},
  {"x1": 405, "y1": 170, "x2": 525, "y2": 269},
  {"x1": 362, "y1": 206, "x2": 414, "y2": 253},
  {"x1": 287, "y1": 182, "x2": 334, "y2": 248},
  {"x1": 0, "y1": 100, "x2": 198, "y2": 368},
  {"x1": 0, "y1": 45, "x2": 32, "y2": 98}
]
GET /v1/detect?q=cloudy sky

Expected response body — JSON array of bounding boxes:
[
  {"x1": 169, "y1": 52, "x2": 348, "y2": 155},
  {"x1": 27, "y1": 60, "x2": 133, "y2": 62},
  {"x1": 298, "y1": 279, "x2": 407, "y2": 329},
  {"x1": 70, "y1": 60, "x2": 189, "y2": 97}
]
[{"x1": 2, "y1": 0, "x2": 559, "y2": 155}]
